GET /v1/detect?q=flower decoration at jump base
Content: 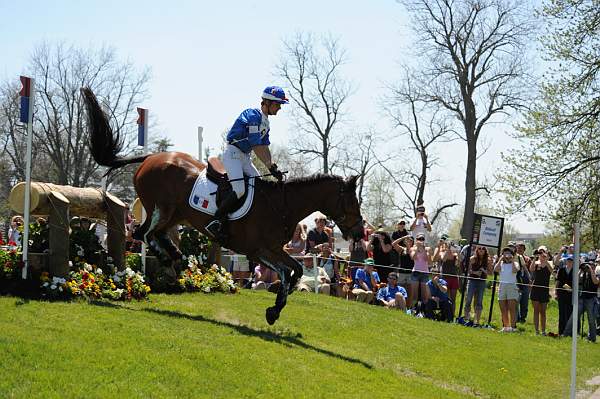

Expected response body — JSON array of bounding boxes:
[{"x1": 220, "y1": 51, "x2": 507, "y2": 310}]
[
  {"x1": 40, "y1": 262, "x2": 150, "y2": 301},
  {"x1": 178, "y1": 255, "x2": 238, "y2": 294},
  {"x1": 0, "y1": 248, "x2": 23, "y2": 281}
]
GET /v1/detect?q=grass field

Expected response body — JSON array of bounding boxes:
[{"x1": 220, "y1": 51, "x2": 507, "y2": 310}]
[{"x1": 1, "y1": 289, "x2": 599, "y2": 398}]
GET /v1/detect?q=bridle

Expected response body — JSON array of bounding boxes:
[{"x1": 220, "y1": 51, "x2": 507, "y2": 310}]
[{"x1": 331, "y1": 182, "x2": 362, "y2": 237}]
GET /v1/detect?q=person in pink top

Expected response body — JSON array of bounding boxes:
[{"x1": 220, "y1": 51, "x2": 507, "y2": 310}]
[{"x1": 409, "y1": 233, "x2": 432, "y2": 313}]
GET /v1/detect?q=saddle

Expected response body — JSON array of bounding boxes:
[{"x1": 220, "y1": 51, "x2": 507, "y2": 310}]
[{"x1": 206, "y1": 157, "x2": 250, "y2": 210}]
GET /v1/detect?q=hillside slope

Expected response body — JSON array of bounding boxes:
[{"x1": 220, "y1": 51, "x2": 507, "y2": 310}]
[{"x1": 0, "y1": 291, "x2": 598, "y2": 398}]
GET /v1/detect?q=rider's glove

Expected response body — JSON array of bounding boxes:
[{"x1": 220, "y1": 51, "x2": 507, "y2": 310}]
[{"x1": 269, "y1": 163, "x2": 284, "y2": 182}]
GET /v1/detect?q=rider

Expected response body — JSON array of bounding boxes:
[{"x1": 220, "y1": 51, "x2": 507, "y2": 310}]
[{"x1": 205, "y1": 86, "x2": 287, "y2": 239}]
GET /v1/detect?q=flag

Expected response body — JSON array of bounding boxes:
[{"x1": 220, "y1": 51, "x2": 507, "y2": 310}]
[
  {"x1": 137, "y1": 107, "x2": 147, "y2": 147},
  {"x1": 19, "y1": 76, "x2": 32, "y2": 123}
]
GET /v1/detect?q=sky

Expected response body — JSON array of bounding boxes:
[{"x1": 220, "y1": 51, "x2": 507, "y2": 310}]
[{"x1": 0, "y1": 0, "x2": 546, "y2": 234}]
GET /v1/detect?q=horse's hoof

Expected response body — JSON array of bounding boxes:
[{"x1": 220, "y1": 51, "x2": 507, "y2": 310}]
[{"x1": 265, "y1": 307, "x2": 279, "y2": 325}]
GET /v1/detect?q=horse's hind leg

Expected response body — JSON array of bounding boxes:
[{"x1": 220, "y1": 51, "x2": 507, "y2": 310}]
[{"x1": 146, "y1": 205, "x2": 181, "y2": 264}]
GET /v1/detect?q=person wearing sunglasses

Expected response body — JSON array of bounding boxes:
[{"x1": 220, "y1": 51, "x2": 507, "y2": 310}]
[{"x1": 494, "y1": 247, "x2": 520, "y2": 332}]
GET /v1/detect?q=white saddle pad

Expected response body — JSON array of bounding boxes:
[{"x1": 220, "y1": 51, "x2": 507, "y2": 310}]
[{"x1": 188, "y1": 169, "x2": 255, "y2": 220}]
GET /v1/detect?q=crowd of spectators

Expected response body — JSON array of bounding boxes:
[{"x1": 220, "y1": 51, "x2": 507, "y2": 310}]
[{"x1": 242, "y1": 205, "x2": 600, "y2": 341}]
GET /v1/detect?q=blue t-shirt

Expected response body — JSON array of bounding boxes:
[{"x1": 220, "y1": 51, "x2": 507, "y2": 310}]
[
  {"x1": 226, "y1": 108, "x2": 270, "y2": 153},
  {"x1": 354, "y1": 268, "x2": 380, "y2": 290},
  {"x1": 376, "y1": 285, "x2": 407, "y2": 302},
  {"x1": 427, "y1": 278, "x2": 449, "y2": 301}
]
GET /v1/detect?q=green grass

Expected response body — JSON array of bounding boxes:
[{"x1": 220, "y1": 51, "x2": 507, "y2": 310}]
[{"x1": 0, "y1": 290, "x2": 599, "y2": 399}]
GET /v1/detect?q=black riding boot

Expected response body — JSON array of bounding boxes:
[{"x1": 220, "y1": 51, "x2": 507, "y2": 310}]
[{"x1": 205, "y1": 191, "x2": 239, "y2": 240}]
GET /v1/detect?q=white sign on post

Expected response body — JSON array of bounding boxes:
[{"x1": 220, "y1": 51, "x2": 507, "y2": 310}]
[{"x1": 472, "y1": 214, "x2": 504, "y2": 248}]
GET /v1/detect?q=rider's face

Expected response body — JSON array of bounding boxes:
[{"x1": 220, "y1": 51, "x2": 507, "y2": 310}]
[{"x1": 267, "y1": 101, "x2": 281, "y2": 115}]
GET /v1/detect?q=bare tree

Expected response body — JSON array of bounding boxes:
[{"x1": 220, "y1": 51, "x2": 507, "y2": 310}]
[
  {"x1": 400, "y1": 0, "x2": 534, "y2": 237},
  {"x1": 384, "y1": 68, "x2": 460, "y2": 222},
  {"x1": 340, "y1": 128, "x2": 394, "y2": 207},
  {"x1": 14, "y1": 42, "x2": 151, "y2": 187},
  {"x1": 275, "y1": 32, "x2": 353, "y2": 174}
]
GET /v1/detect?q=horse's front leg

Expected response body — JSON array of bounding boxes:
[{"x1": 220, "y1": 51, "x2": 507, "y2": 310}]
[{"x1": 258, "y1": 253, "x2": 291, "y2": 325}]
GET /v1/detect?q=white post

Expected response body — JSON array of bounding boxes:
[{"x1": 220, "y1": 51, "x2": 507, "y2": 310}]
[
  {"x1": 313, "y1": 254, "x2": 318, "y2": 294},
  {"x1": 141, "y1": 110, "x2": 149, "y2": 275},
  {"x1": 21, "y1": 78, "x2": 35, "y2": 279},
  {"x1": 570, "y1": 223, "x2": 580, "y2": 399},
  {"x1": 197, "y1": 126, "x2": 203, "y2": 161}
]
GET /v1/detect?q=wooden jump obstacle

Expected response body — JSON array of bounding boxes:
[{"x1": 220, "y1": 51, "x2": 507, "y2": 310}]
[{"x1": 9, "y1": 182, "x2": 127, "y2": 278}]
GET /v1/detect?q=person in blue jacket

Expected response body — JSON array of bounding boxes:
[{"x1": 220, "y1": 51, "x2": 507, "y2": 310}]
[{"x1": 206, "y1": 86, "x2": 288, "y2": 239}]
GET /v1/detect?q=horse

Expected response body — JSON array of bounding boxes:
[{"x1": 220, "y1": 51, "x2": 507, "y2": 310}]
[{"x1": 81, "y1": 87, "x2": 364, "y2": 324}]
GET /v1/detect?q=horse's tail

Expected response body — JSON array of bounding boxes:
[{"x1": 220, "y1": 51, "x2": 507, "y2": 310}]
[{"x1": 81, "y1": 87, "x2": 150, "y2": 175}]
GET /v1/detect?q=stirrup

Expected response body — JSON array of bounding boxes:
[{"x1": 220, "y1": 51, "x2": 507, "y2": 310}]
[{"x1": 205, "y1": 220, "x2": 222, "y2": 237}]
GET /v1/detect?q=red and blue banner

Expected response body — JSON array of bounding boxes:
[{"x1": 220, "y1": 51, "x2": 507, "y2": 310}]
[
  {"x1": 137, "y1": 107, "x2": 147, "y2": 147},
  {"x1": 19, "y1": 76, "x2": 32, "y2": 123}
]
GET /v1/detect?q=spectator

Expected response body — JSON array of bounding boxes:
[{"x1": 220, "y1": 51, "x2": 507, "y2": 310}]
[
  {"x1": 409, "y1": 204, "x2": 432, "y2": 242},
  {"x1": 529, "y1": 247, "x2": 553, "y2": 335},
  {"x1": 391, "y1": 220, "x2": 409, "y2": 241},
  {"x1": 349, "y1": 231, "x2": 367, "y2": 268},
  {"x1": 352, "y1": 258, "x2": 380, "y2": 303},
  {"x1": 376, "y1": 272, "x2": 407, "y2": 310},
  {"x1": 514, "y1": 241, "x2": 532, "y2": 323},
  {"x1": 563, "y1": 261, "x2": 599, "y2": 342},
  {"x1": 433, "y1": 234, "x2": 459, "y2": 319},
  {"x1": 283, "y1": 223, "x2": 306, "y2": 255},
  {"x1": 318, "y1": 243, "x2": 342, "y2": 296},
  {"x1": 409, "y1": 233, "x2": 432, "y2": 313},
  {"x1": 367, "y1": 230, "x2": 393, "y2": 281},
  {"x1": 297, "y1": 254, "x2": 330, "y2": 295},
  {"x1": 463, "y1": 246, "x2": 492, "y2": 327},
  {"x1": 8, "y1": 215, "x2": 23, "y2": 246},
  {"x1": 494, "y1": 247, "x2": 520, "y2": 332},
  {"x1": 392, "y1": 235, "x2": 414, "y2": 295},
  {"x1": 425, "y1": 269, "x2": 453, "y2": 322},
  {"x1": 306, "y1": 212, "x2": 330, "y2": 254},
  {"x1": 252, "y1": 263, "x2": 280, "y2": 291},
  {"x1": 555, "y1": 255, "x2": 574, "y2": 335}
]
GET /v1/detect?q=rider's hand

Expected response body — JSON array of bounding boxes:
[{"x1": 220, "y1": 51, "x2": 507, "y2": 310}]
[{"x1": 269, "y1": 163, "x2": 284, "y2": 182}]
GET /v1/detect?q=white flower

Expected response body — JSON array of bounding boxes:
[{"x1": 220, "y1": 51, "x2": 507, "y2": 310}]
[
  {"x1": 43, "y1": 282, "x2": 49, "y2": 287},
  {"x1": 182, "y1": 255, "x2": 187, "y2": 260},
  {"x1": 50, "y1": 284, "x2": 57, "y2": 290},
  {"x1": 95, "y1": 268, "x2": 103, "y2": 275},
  {"x1": 113, "y1": 275, "x2": 121, "y2": 283},
  {"x1": 84, "y1": 263, "x2": 93, "y2": 272},
  {"x1": 125, "y1": 268, "x2": 135, "y2": 278},
  {"x1": 202, "y1": 286, "x2": 211, "y2": 293},
  {"x1": 58, "y1": 287, "x2": 63, "y2": 292},
  {"x1": 115, "y1": 288, "x2": 124, "y2": 296},
  {"x1": 68, "y1": 261, "x2": 73, "y2": 267},
  {"x1": 77, "y1": 250, "x2": 84, "y2": 257}
]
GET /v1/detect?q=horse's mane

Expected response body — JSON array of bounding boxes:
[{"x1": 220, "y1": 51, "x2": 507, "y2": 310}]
[{"x1": 259, "y1": 173, "x2": 345, "y2": 188}]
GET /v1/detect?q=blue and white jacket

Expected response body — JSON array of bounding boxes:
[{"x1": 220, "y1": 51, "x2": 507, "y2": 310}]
[{"x1": 226, "y1": 108, "x2": 270, "y2": 153}]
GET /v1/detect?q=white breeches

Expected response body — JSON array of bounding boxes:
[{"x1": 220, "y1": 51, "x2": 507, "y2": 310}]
[{"x1": 222, "y1": 144, "x2": 259, "y2": 198}]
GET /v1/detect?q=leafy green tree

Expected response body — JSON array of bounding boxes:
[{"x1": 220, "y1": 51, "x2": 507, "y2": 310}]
[{"x1": 501, "y1": 0, "x2": 600, "y2": 246}]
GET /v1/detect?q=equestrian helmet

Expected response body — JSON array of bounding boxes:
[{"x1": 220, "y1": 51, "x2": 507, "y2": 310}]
[{"x1": 261, "y1": 86, "x2": 289, "y2": 104}]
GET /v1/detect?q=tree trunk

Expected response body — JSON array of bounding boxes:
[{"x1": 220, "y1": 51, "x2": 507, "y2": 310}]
[{"x1": 461, "y1": 141, "x2": 477, "y2": 239}]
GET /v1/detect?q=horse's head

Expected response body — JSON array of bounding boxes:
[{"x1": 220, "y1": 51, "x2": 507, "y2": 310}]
[{"x1": 329, "y1": 175, "x2": 364, "y2": 240}]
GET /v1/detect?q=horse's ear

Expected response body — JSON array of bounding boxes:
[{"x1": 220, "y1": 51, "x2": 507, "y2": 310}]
[{"x1": 345, "y1": 175, "x2": 359, "y2": 190}]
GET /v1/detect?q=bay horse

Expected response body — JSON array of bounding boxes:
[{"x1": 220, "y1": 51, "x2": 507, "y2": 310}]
[{"x1": 81, "y1": 87, "x2": 364, "y2": 324}]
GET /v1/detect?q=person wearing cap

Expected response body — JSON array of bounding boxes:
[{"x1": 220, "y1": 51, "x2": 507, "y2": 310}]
[
  {"x1": 352, "y1": 258, "x2": 380, "y2": 303},
  {"x1": 494, "y1": 247, "x2": 520, "y2": 332},
  {"x1": 206, "y1": 86, "x2": 288, "y2": 239},
  {"x1": 409, "y1": 232, "x2": 432, "y2": 313},
  {"x1": 376, "y1": 272, "x2": 407, "y2": 310},
  {"x1": 424, "y1": 268, "x2": 452, "y2": 322},
  {"x1": 409, "y1": 204, "x2": 432, "y2": 242},
  {"x1": 367, "y1": 230, "x2": 393, "y2": 281},
  {"x1": 297, "y1": 254, "x2": 330, "y2": 295},
  {"x1": 529, "y1": 246, "x2": 553, "y2": 335},
  {"x1": 306, "y1": 212, "x2": 330, "y2": 254},
  {"x1": 463, "y1": 246, "x2": 492, "y2": 327},
  {"x1": 555, "y1": 255, "x2": 574, "y2": 335},
  {"x1": 514, "y1": 241, "x2": 532, "y2": 323},
  {"x1": 391, "y1": 220, "x2": 409, "y2": 241},
  {"x1": 563, "y1": 260, "x2": 600, "y2": 342}
]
